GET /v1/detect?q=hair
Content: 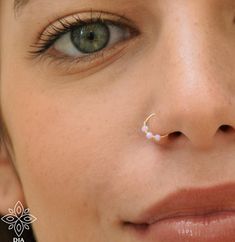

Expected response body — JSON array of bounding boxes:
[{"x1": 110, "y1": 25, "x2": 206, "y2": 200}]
[
  {"x1": 0, "y1": 3, "x2": 35, "y2": 240},
  {"x1": 0, "y1": 100, "x2": 37, "y2": 241}
]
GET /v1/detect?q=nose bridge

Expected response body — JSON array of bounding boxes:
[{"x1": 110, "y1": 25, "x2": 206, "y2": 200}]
[
  {"x1": 162, "y1": 11, "x2": 229, "y2": 109},
  {"x1": 149, "y1": 6, "x2": 235, "y2": 148},
  {"x1": 164, "y1": 3, "x2": 224, "y2": 81}
]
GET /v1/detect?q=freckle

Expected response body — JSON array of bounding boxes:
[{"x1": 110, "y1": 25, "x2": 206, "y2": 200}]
[{"x1": 83, "y1": 202, "x2": 88, "y2": 208}]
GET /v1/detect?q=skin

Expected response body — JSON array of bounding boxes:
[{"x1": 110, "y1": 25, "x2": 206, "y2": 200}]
[{"x1": 1, "y1": 0, "x2": 235, "y2": 241}]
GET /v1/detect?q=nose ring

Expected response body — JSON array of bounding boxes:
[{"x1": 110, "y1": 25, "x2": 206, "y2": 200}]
[{"x1": 141, "y1": 113, "x2": 169, "y2": 142}]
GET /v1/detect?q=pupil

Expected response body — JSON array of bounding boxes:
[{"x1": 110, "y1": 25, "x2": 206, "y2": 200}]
[{"x1": 88, "y1": 31, "x2": 95, "y2": 41}]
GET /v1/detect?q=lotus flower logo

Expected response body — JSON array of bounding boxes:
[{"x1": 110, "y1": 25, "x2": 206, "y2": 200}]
[{"x1": 1, "y1": 201, "x2": 37, "y2": 237}]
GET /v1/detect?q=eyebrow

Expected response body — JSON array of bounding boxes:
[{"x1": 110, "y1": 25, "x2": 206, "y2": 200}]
[{"x1": 14, "y1": 0, "x2": 30, "y2": 15}]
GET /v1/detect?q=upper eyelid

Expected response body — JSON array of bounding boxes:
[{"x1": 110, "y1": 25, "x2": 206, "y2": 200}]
[{"x1": 36, "y1": 10, "x2": 140, "y2": 42}]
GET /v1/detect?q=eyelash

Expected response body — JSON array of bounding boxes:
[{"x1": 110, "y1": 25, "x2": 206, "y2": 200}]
[{"x1": 29, "y1": 10, "x2": 140, "y2": 63}]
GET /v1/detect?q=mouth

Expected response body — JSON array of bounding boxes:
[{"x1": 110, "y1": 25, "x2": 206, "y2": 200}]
[{"x1": 123, "y1": 182, "x2": 235, "y2": 242}]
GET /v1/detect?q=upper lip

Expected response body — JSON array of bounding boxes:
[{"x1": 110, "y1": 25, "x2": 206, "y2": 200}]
[{"x1": 130, "y1": 182, "x2": 235, "y2": 225}]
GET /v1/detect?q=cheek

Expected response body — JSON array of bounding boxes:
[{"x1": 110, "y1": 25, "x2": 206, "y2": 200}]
[
  {"x1": 1, "y1": 60, "x2": 165, "y2": 239},
  {"x1": 3, "y1": 84, "x2": 111, "y2": 186},
  {"x1": 0, "y1": 70, "x2": 139, "y2": 229}
]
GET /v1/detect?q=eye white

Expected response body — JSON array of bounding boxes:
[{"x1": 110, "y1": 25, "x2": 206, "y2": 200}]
[{"x1": 53, "y1": 24, "x2": 131, "y2": 57}]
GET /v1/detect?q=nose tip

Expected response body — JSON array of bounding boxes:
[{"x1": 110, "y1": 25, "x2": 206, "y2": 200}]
[
  {"x1": 145, "y1": 97, "x2": 235, "y2": 150},
  {"x1": 146, "y1": 69, "x2": 235, "y2": 148}
]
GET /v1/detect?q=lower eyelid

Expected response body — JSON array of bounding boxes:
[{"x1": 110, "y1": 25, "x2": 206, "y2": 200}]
[{"x1": 37, "y1": 34, "x2": 141, "y2": 77}]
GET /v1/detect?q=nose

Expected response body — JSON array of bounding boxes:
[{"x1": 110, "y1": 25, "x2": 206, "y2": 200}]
[
  {"x1": 152, "y1": 90, "x2": 235, "y2": 150},
  {"x1": 146, "y1": 6, "x2": 235, "y2": 150}
]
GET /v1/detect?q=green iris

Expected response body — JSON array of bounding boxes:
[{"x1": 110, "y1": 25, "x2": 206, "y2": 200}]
[{"x1": 71, "y1": 22, "x2": 110, "y2": 54}]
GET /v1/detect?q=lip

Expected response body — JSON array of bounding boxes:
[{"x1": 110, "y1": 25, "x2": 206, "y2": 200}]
[
  {"x1": 123, "y1": 182, "x2": 235, "y2": 241},
  {"x1": 128, "y1": 182, "x2": 235, "y2": 225}
]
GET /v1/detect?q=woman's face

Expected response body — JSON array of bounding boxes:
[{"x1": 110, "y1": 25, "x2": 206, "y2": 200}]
[{"x1": 2, "y1": 0, "x2": 235, "y2": 241}]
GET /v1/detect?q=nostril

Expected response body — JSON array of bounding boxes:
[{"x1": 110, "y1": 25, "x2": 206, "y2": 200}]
[
  {"x1": 168, "y1": 131, "x2": 182, "y2": 139},
  {"x1": 220, "y1": 125, "x2": 232, "y2": 132}
]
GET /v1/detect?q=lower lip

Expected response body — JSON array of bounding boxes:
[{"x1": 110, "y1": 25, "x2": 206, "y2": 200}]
[{"x1": 127, "y1": 211, "x2": 235, "y2": 242}]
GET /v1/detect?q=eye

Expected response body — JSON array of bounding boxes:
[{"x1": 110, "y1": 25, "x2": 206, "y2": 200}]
[
  {"x1": 54, "y1": 21, "x2": 130, "y2": 57},
  {"x1": 30, "y1": 11, "x2": 140, "y2": 62}
]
